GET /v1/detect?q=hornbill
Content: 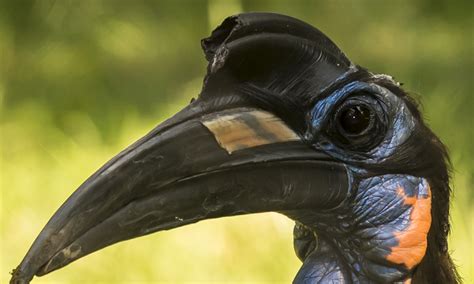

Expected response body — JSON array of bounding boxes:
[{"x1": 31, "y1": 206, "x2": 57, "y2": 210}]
[{"x1": 11, "y1": 13, "x2": 459, "y2": 283}]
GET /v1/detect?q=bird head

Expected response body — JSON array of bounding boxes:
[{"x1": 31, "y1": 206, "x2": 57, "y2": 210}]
[{"x1": 11, "y1": 13, "x2": 458, "y2": 283}]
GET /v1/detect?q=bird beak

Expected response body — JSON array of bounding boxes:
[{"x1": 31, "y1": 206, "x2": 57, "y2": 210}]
[{"x1": 11, "y1": 103, "x2": 349, "y2": 283}]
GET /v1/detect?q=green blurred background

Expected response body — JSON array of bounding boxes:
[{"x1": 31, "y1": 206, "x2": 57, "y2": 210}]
[{"x1": 1, "y1": 0, "x2": 472, "y2": 283}]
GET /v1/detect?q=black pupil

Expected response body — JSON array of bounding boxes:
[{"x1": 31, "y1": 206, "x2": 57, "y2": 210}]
[{"x1": 339, "y1": 105, "x2": 371, "y2": 134}]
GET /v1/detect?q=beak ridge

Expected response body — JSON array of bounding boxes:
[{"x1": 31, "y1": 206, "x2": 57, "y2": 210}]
[{"x1": 11, "y1": 107, "x2": 349, "y2": 283}]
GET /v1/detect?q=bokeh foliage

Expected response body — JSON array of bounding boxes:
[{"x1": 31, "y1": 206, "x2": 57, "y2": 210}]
[{"x1": 1, "y1": 0, "x2": 472, "y2": 282}]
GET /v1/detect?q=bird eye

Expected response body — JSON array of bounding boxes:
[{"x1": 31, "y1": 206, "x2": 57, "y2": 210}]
[
  {"x1": 338, "y1": 105, "x2": 371, "y2": 135},
  {"x1": 328, "y1": 93, "x2": 387, "y2": 151}
]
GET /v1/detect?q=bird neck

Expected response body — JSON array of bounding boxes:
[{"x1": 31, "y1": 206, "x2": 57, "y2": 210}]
[{"x1": 291, "y1": 174, "x2": 459, "y2": 283}]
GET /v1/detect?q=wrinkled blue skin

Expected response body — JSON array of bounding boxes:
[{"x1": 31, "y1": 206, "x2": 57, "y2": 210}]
[
  {"x1": 292, "y1": 82, "x2": 428, "y2": 283},
  {"x1": 294, "y1": 175, "x2": 429, "y2": 283},
  {"x1": 309, "y1": 81, "x2": 416, "y2": 164}
]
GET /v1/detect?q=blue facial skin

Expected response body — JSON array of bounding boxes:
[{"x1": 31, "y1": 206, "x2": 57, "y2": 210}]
[
  {"x1": 350, "y1": 175, "x2": 430, "y2": 281},
  {"x1": 298, "y1": 81, "x2": 430, "y2": 283},
  {"x1": 309, "y1": 81, "x2": 416, "y2": 165},
  {"x1": 296, "y1": 175, "x2": 430, "y2": 283}
]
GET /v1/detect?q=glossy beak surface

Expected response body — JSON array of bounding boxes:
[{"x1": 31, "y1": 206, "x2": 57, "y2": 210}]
[
  {"x1": 11, "y1": 105, "x2": 348, "y2": 283},
  {"x1": 11, "y1": 12, "x2": 355, "y2": 284}
]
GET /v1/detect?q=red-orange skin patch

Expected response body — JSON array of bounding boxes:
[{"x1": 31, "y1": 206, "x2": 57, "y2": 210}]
[{"x1": 386, "y1": 185, "x2": 432, "y2": 269}]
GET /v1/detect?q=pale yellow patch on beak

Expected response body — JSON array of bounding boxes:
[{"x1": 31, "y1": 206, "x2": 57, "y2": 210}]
[{"x1": 202, "y1": 109, "x2": 300, "y2": 154}]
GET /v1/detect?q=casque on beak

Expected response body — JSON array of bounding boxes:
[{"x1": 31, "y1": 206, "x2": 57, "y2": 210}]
[{"x1": 11, "y1": 13, "x2": 354, "y2": 283}]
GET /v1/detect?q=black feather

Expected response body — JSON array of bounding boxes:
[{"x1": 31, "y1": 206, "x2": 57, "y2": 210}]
[{"x1": 364, "y1": 77, "x2": 460, "y2": 283}]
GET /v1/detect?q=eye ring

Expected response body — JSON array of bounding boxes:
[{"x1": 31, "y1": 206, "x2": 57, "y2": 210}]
[{"x1": 328, "y1": 93, "x2": 386, "y2": 151}]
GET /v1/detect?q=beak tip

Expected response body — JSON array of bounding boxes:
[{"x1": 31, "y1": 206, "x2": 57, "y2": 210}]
[
  {"x1": 9, "y1": 267, "x2": 33, "y2": 284},
  {"x1": 10, "y1": 244, "x2": 84, "y2": 284}
]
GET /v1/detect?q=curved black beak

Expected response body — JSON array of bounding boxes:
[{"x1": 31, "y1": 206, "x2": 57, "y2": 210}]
[
  {"x1": 11, "y1": 105, "x2": 348, "y2": 283},
  {"x1": 11, "y1": 12, "x2": 354, "y2": 283}
]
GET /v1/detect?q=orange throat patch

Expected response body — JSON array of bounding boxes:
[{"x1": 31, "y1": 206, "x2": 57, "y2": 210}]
[{"x1": 386, "y1": 184, "x2": 432, "y2": 269}]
